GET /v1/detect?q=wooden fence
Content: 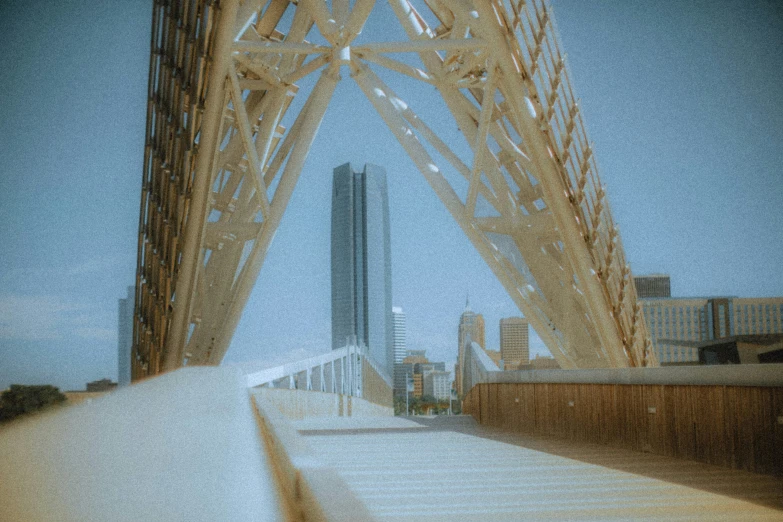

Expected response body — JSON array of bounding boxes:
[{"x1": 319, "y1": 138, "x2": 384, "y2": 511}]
[{"x1": 463, "y1": 382, "x2": 783, "y2": 476}]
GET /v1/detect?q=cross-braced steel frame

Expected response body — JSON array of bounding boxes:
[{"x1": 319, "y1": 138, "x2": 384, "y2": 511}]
[{"x1": 133, "y1": 0, "x2": 657, "y2": 382}]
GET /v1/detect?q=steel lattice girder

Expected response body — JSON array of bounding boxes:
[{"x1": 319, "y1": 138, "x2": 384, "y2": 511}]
[{"x1": 133, "y1": 0, "x2": 657, "y2": 381}]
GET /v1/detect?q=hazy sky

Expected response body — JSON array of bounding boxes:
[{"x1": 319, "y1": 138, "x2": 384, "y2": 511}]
[{"x1": 1, "y1": 1, "x2": 781, "y2": 390}]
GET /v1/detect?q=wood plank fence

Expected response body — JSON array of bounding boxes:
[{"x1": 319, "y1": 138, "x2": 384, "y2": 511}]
[{"x1": 463, "y1": 382, "x2": 783, "y2": 476}]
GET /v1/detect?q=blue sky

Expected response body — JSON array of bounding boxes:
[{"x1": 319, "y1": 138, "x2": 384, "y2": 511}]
[{"x1": 1, "y1": 1, "x2": 781, "y2": 390}]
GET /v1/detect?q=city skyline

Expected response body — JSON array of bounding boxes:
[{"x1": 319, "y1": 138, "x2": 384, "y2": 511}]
[
  {"x1": 642, "y1": 296, "x2": 783, "y2": 364},
  {"x1": 2, "y1": 1, "x2": 782, "y2": 390}
]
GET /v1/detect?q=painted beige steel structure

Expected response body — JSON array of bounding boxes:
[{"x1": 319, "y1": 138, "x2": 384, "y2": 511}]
[{"x1": 133, "y1": 0, "x2": 657, "y2": 380}]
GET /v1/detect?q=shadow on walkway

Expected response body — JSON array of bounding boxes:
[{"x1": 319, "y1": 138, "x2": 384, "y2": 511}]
[{"x1": 406, "y1": 415, "x2": 783, "y2": 511}]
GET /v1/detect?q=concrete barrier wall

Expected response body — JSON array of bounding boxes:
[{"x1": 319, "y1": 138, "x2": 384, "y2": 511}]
[
  {"x1": 464, "y1": 381, "x2": 783, "y2": 476},
  {"x1": 254, "y1": 387, "x2": 393, "y2": 420},
  {"x1": 484, "y1": 363, "x2": 783, "y2": 387},
  {"x1": 349, "y1": 393, "x2": 394, "y2": 417},
  {"x1": 0, "y1": 368, "x2": 284, "y2": 521},
  {"x1": 63, "y1": 391, "x2": 112, "y2": 406},
  {"x1": 252, "y1": 394, "x2": 377, "y2": 521}
]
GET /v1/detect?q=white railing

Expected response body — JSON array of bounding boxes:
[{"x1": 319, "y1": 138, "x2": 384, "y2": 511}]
[{"x1": 245, "y1": 344, "x2": 392, "y2": 398}]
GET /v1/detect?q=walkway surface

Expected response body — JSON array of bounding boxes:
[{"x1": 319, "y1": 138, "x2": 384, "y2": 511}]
[{"x1": 298, "y1": 415, "x2": 783, "y2": 521}]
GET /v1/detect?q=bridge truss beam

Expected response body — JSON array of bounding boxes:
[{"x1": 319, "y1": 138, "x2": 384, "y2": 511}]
[{"x1": 133, "y1": 0, "x2": 656, "y2": 381}]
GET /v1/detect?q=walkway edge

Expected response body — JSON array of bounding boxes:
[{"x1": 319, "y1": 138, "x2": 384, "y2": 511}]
[{"x1": 252, "y1": 391, "x2": 377, "y2": 521}]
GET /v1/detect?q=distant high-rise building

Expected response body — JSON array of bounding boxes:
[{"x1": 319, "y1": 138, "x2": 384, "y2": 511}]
[
  {"x1": 423, "y1": 371, "x2": 451, "y2": 401},
  {"x1": 733, "y1": 298, "x2": 783, "y2": 336},
  {"x1": 641, "y1": 296, "x2": 783, "y2": 364},
  {"x1": 500, "y1": 317, "x2": 529, "y2": 367},
  {"x1": 456, "y1": 297, "x2": 484, "y2": 396},
  {"x1": 117, "y1": 285, "x2": 134, "y2": 387},
  {"x1": 394, "y1": 351, "x2": 448, "y2": 398},
  {"x1": 392, "y1": 307, "x2": 406, "y2": 365},
  {"x1": 391, "y1": 307, "x2": 407, "y2": 395},
  {"x1": 403, "y1": 351, "x2": 428, "y2": 364},
  {"x1": 483, "y1": 348, "x2": 503, "y2": 368},
  {"x1": 393, "y1": 363, "x2": 414, "y2": 397},
  {"x1": 331, "y1": 163, "x2": 393, "y2": 375},
  {"x1": 458, "y1": 299, "x2": 485, "y2": 350},
  {"x1": 528, "y1": 354, "x2": 560, "y2": 370},
  {"x1": 412, "y1": 373, "x2": 423, "y2": 398},
  {"x1": 634, "y1": 274, "x2": 671, "y2": 298}
]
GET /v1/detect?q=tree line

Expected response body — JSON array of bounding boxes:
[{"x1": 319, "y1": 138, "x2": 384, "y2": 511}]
[{"x1": 0, "y1": 385, "x2": 67, "y2": 423}]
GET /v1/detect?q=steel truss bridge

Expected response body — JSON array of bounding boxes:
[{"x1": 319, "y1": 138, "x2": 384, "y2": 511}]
[
  {"x1": 5, "y1": 3, "x2": 783, "y2": 520},
  {"x1": 132, "y1": 0, "x2": 658, "y2": 382}
]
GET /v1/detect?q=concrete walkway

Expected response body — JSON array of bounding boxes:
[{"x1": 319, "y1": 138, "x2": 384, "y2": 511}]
[{"x1": 300, "y1": 415, "x2": 783, "y2": 521}]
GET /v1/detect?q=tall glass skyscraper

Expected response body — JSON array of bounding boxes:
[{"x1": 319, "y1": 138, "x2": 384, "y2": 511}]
[
  {"x1": 331, "y1": 163, "x2": 393, "y2": 376},
  {"x1": 392, "y1": 306, "x2": 407, "y2": 365},
  {"x1": 117, "y1": 285, "x2": 134, "y2": 387}
]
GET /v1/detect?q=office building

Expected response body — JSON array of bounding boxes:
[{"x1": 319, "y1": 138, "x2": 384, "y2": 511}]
[
  {"x1": 412, "y1": 373, "x2": 423, "y2": 398},
  {"x1": 634, "y1": 274, "x2": 671, "y2": 298},
  {"x1": 641, "y1": 296, "x2": 783, "y2": 364},
  {"x1": 500, "y1": 317, "x2": 529, "y2": 368},
  {"x1": 394, "y1": 352, "x2": 426, "y2": 396},
  {"x1": 331, "y1": 163, "x2": 393, "y2": 375},
  {"x1": 698, "y1": 334, "x2": 783, "y2": 364},
  {"x1": 414, "y1": 362, "x2": 446, "y2": 376},
  {"x1": 458, "y1": 302, "x2": 485, "y2": 351},
  {"x1": 391, "y1": 307, "x2": 407, "y2": 397},
  {"x1": 393, "y1": 363, "x2": 414, "y2": 397},
  {"x1": 527, "y1": 354, "x2": 560, "y2": 370},
  {"x1": 642, "y1": 297, "x2": 727, "y2": 364},
  {"x1": 392, "y1": 307, "x2": 406, "y2": 364},
  {"x1": 484, "y1": 349, "x2": 503, "y2": 368},
  {"x1": 733, "y1": 298, "x2": 783, "y2": 336},
  {"x1": 456, "y1": 298, "x2": 484, "y2": 395},
  {"x1": 394, "y1": 351, "x2": 448, "y2": 398},
  {"x1": 424, "y1": 371, "x2": 451, "y2": 401},
  {"x1": 117, "y1": 285, "x2": 134, "y2": 387}
]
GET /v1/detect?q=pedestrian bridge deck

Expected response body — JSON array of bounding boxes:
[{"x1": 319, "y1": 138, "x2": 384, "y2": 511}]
[
  {"x1": 299, "y1": 415, "x2": 783, "y2": 521},
  {"x1": 1, "y1": 368, "x2": 780, "y2": 521}
]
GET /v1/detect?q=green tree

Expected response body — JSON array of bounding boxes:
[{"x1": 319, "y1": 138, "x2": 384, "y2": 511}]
[
  {"x1": 393, "y1": 395, "x2": 407, "y2": 415},
  {"x1": 0, "y1": 385, "x2": 67, "y2": 422},
  {"x1": 394, "y1": 395, "x2": 453, "y2": 415}
]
